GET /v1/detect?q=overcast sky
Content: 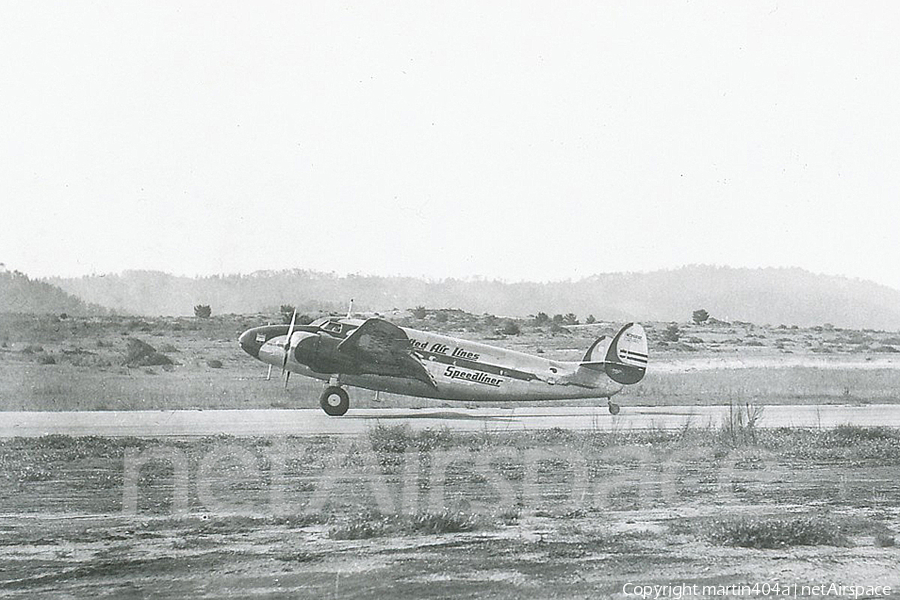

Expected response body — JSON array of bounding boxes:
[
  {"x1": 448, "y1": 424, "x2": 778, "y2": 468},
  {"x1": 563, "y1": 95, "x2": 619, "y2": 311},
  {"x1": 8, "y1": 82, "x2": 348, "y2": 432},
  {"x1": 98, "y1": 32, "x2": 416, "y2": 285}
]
[{"x1": 2, "y1": 1, "x2": 898, "y2": 289}]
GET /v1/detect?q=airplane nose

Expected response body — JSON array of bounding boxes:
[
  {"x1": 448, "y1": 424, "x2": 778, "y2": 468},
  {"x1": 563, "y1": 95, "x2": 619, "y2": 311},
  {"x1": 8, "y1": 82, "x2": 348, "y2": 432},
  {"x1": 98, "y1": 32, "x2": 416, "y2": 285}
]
[{"x1": 239, "y1": 327, "x2": 263, "y2": 358}]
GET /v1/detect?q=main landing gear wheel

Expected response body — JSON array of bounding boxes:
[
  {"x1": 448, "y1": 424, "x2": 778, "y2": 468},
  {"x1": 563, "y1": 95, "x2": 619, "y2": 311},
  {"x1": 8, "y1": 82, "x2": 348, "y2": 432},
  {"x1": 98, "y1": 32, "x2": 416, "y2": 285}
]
[
  {"x1": 320, "y1": 386, "x2": 350, "y2": 416},
  {"x1": 608, "y1": 402, "x2": 620, "y2": 415}
]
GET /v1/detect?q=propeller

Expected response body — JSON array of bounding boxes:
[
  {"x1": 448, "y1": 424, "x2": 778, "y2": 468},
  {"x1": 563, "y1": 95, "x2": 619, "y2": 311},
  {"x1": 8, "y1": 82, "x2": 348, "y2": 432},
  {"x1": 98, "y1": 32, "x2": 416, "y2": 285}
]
[{"x1": 282, "y1": 309, "x2": 297, "y2": 389}]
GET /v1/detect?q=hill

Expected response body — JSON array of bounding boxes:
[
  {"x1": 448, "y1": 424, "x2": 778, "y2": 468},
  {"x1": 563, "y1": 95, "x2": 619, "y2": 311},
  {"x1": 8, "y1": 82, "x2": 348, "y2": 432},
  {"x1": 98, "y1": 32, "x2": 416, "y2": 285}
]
[
  {"x1": 0, "y1": 269, "x2": 110, "y2": 315},
  {"x1": 46, "y1": 266, "x2": 900, "y2": 330}
]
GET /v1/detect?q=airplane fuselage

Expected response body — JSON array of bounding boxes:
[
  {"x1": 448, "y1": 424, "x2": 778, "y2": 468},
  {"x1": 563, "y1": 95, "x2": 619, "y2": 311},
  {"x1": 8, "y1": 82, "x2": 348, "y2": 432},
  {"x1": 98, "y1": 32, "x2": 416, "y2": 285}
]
[{"x1": 244, "y1": 319, "x2": 625, "y2": 402}]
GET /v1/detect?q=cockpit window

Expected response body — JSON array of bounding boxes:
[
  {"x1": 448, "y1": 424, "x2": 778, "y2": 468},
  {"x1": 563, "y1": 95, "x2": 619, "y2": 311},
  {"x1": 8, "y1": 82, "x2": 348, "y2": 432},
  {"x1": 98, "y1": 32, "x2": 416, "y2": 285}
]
[{"x1": 322, "y1": 320, "x2": 343, "y2": 334}]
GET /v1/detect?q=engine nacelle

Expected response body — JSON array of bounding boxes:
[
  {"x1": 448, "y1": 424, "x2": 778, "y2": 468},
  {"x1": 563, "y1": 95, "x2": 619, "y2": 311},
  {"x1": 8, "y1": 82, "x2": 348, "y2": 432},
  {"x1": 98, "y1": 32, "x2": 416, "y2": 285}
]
[{"x1": 292, "y1": 332, "x2": 354, "y2": 374}]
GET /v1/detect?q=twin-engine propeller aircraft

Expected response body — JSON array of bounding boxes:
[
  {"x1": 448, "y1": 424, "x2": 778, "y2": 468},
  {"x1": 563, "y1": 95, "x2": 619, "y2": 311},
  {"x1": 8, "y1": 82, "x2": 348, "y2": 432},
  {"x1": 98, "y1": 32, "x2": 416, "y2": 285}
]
[{"x1": 238, "y1": 313, "x2": 648, "y2": 416}]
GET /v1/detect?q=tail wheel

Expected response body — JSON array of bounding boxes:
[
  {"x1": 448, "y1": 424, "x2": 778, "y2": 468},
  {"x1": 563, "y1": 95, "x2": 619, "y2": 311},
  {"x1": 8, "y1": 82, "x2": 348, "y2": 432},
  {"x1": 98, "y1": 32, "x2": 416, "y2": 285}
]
[
  {"x1": 320, "y1": 386, "x2": 349, "y2": 416},
  {"x1": 608, "y1": 402, "x2": 620, "y2": 415}
]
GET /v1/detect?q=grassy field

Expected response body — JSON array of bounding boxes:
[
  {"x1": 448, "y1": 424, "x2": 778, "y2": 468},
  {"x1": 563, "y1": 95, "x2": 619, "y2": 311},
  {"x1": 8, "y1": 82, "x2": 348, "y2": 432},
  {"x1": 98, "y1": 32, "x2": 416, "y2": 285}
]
[
  {"x1": 0, "y1": 424, "x2": 898, "y2": 598},
  {"x1": 2, "y1": 308, "x2": 899, "y2": 597},
  {"x1": 1, "y1": 312, "x2": 899, "y2": 411}
]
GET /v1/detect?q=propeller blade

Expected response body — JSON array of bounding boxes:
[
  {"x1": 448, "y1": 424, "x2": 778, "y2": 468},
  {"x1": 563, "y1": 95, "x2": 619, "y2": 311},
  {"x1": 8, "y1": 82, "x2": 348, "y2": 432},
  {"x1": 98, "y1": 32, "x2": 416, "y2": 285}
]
[
  {"x1": 282, "y1": 309, "x2": 297, "y2": 388},
  {"x1": 266, "y1": 364, "x2": 272, "y2": 381},
  {"x1": 282, "y1": 309, "x2": 297, "y2": 373}
]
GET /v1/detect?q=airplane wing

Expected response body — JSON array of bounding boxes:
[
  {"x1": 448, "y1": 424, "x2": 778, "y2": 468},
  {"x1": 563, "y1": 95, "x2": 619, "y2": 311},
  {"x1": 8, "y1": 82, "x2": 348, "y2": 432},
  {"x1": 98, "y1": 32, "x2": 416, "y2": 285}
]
[{"x1": 337, "y1": 318, "x2": 437, "y2": 388}]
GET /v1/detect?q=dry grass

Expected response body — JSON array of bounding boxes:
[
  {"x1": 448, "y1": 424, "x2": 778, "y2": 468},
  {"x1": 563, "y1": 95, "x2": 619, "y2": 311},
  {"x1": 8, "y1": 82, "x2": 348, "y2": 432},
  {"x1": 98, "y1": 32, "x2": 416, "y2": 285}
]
[
  {"x1": 676, "y1": 514, "x2": 850, "y2": 548},
  {"x1": 1, "y1": 312, "x2": 900, "y2": 411}
]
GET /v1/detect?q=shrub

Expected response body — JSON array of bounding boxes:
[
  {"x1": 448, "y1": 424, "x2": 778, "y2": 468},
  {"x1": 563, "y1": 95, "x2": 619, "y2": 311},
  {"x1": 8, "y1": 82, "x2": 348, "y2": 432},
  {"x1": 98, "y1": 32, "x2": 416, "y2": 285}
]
[
  {"x1": 122, "y1": 338, "x2": 173, "y2": 367},
  {"x1": 37, "y1": 354, "x2": 56, "y2": 365},
  {"x1": 207, "y1": 359, "x2": 223, "y2": 369},
  {"x1": 193, "y1": 305, "x2": 212, "y2": 318},
  {"x1": 663, "y1": 324, "x2": 681, "y2": 342},
  {"x1": 500, "y1": 320, "x2": 521, "y2": 336},
  {"x1": 692, "y1": 309, "x2": 709, "y2": 324},
  {"x1": 280, "y1": 305, "x2": 296, "y2": 323},
  {"x1": 549, "y1": 322, "x2": 569, "y2": 335}
]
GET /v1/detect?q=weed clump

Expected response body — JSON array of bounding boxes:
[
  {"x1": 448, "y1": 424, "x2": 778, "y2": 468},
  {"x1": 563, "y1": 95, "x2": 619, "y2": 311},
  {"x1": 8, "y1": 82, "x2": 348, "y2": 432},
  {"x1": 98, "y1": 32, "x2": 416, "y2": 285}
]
[
  {"x1": 328, "y1": 510, "x2": 484, "y2": 540},
  {"x1": 875, "y1": 532, "x2": 896, "y2": 547},
  {"x1": 368, "y1": 423, "x2": 458, "y2": 453},
  {"x1": 36, "y1": 353, "x2": 56, "y2": 365},
  {"x1": 830, "y1": 425, "x2": 900, "y2": 443},
  {"x1": 404, "y1": 510, "x2": 482, "y2": 535},
  {"x1": 695, "y1": 514, "x2": 849, "y2": 549}
]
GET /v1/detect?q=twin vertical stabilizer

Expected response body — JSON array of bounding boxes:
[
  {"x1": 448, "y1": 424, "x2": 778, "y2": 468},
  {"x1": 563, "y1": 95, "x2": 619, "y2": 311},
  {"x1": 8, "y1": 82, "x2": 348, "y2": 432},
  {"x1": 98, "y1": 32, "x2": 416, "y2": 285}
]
[{"x1": 580, "y1": 323, "x2": 648, "y2": 385}]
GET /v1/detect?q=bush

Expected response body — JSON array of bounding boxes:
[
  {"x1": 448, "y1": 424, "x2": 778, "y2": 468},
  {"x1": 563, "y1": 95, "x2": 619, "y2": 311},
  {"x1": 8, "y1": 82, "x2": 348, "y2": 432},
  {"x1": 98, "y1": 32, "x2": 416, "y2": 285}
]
[
  {"x1": 193, "y1": 304, "x2": 212, "y2": 318},
  {"x1": 37, "y1": 354, "x2": 56, "y2": 365},
  {"x1": 692, "y1": 309, "x2": 709, "y2": 324},
  {"x1": 549, "y1": 322, "x2": 569, "y2": 335},
  {"x1": 663, "y1": 324, "x2": 681, "y2": 342},
  {"x1": 207, "y1": 359, "x2": 223, "y2": 369},
  {"x1": 500, "y1": 320, "x2": 521, "y2": 336},
  {"x1": 122, "y1": 338, "x2": 173, "y2": 367}
]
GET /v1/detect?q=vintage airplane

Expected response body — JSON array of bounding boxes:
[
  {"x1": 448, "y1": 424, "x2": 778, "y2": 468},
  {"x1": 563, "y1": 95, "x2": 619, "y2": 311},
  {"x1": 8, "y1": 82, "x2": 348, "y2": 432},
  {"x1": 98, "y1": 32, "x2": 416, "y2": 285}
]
[{"x1": 238, "y1": 312, "x2": 647, "y2": 416}]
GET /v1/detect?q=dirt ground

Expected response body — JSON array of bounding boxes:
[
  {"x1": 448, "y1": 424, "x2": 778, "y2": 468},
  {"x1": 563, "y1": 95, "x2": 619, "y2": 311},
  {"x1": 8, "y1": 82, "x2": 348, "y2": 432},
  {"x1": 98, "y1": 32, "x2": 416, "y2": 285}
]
[{"x1": 1, "y1": 427, "x2": 899, "y2": 599}]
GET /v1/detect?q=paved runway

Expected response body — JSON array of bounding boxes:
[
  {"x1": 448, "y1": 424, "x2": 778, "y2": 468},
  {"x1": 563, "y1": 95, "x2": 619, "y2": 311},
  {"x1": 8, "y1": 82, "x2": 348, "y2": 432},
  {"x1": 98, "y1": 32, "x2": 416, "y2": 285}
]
[{"x1": 1, "y1": 404, "x2": 898, "y2": 437}]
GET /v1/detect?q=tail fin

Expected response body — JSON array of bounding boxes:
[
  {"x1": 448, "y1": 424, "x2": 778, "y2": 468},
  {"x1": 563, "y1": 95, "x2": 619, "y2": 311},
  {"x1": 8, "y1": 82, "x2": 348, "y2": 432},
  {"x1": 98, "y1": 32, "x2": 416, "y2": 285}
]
[{"x1": 581, "y1": 323, "x2": 648, "y2": 385}]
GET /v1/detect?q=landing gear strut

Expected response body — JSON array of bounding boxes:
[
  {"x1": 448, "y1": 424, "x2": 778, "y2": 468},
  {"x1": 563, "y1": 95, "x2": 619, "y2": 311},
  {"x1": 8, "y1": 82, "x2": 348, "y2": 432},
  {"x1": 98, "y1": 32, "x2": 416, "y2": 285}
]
[
  {"x1": 608, "y1": 402, "x2": 620, "y2": 415},
  {"x1": 320, "y1": 386, "x2": 349, "y2": 416}
]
